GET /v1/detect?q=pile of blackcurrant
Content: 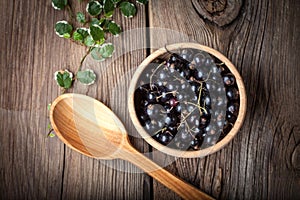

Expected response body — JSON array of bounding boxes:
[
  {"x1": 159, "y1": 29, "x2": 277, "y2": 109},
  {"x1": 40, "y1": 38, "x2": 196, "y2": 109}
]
[{"x1": 134, "y1": 48, "x2": 240, "y2": 151}]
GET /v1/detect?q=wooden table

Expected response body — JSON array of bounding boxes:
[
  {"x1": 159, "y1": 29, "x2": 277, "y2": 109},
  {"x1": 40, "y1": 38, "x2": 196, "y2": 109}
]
[{"x1": 1, "y1": 0, "x2": 299, "y2": 199}]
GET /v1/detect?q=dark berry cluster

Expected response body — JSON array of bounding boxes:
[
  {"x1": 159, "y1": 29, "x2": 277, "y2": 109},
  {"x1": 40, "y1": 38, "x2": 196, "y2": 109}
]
[{"x1": 134, "y1": 48, "x2": 240, "y2": 151}]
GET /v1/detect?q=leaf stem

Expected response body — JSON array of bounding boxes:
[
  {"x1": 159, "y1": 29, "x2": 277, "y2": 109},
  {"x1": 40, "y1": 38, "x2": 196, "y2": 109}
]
[
  {"x1": 47, "y1": 129, "x2": 54, "y2": 137},
  {"x1": 69, "y1": 38, "x2": 87, "y2": 47},
  {"x1": 76, "y1": 47, "x2": 92, "y2": 73},
  {"x1": 61, "y1": 88, "x2": 66, "y2": 94}
]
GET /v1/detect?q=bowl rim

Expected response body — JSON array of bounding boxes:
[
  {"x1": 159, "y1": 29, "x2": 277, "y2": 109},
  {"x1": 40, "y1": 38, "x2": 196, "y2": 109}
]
[{"x1": 128, "y1": 42, "x2": 247, "y2": 158}]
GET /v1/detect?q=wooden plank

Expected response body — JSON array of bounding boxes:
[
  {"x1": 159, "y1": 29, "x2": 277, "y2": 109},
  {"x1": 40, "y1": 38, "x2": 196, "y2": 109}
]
[
  {"x1": 0, "y1": 0, "x2": 66, "y2": 199},
  {"x1": 148, "y1": 0, "x2": 300, "y2": 199}
]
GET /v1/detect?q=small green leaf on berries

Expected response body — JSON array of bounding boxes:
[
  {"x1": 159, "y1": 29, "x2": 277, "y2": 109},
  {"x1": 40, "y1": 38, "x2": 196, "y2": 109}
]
[
  {"x1": 76, "y1": 12, "x2": 86, "y2": 23},
  {"x1": 55, "y1": 21, "x2": 73, "y2": 38},
  {"x1": 90, "y1": 24, "x2": 105, "y2": 42},
  {"x1": 136, "y1": 0, "x2": 148, "y2": 4},
  {"x1": 86, "y1": 1, "x2": 102, "y2": 16},
  {"x1": 108, "y1": 21, "x2": 121, "y2": 36},
  {"x1": 52, "y1": 0, "x2": 68, "y2": 10},
  {"x1": 91, "y1": 43, "x2": 114, "y2": 61},
  {"x1": 104, "y1": 0, "x2": 115, "y2": 17},
  {"x1": 119, "y1": 2, "x2": 136, "y2": 18},
  {"x1": 77, "y1": 69, "x2": 97, "y2": 85},
  {"x1": 54, "y1": 70, "x2": 73, "y2": 89}
]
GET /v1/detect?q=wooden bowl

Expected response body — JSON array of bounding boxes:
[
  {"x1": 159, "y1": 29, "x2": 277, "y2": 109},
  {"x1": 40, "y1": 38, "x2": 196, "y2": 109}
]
[{"x1": 128, "y1": 43, "x2": 247, "y2": 158}]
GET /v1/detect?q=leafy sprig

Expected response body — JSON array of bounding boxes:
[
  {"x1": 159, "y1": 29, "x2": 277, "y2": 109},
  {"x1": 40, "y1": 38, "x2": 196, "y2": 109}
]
[
  {"x1": 48, "y1": 0, "x2": 147, "y2": 137},
  {"x1": 53, "y1": 0, "x2": 146, "y2": 64},
  {"x1": 52, "y1": 0, "x2": 147, "y2": 89}
]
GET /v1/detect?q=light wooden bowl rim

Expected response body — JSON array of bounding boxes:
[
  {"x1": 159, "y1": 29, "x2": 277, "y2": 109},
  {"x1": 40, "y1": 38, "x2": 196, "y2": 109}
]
[{"x1": 128, "y1": 43, "x2": 247, "y2": 158}]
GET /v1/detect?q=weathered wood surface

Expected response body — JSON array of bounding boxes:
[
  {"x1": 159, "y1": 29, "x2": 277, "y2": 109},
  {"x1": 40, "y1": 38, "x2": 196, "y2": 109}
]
[{"x1": 0, "y1": 0, "x2": 299, "y2": 199}]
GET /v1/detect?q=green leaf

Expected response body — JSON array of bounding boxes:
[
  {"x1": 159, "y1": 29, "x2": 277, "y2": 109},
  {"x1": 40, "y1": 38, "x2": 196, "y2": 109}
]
[
  {"x1": 55, "y1": 21, "x2": 73, "y2": 37},
  {"x1": 91, "y1": 43, "x2": 114, "y2": 61},
  {"x1": 77, "y1": 69, "x2": 97, "y2": 85},
  {"x1": 99, "y1": 18, "x2": 108, "y2": 27},
  {"x1": 90, "y1": 18, "x2": 100, "y2": 25},
  {"x1": 100, "y1": 43, "x2": 114, "y2": 58},
  {"x1": 111, "y1": 0, "x2": 121, "y2": 4},
  {"x1": 54, "y1": 70, "x2": 73, "y2": 89},
  {"x1": 136, "y1": 0, "x2": 148, "y2": 4},
  {"x1": 91, "y1": 49, "x2": 105, "y2": 61},
  {"x1": 119, "y1": 2, "x2": 136, "y2": 18},
  {"x1": 52, "y1": 0, "x2": 68, "y2": 10},
  {"x1": 90, "y1": 24, "x2": 105, "y2": 42},
  {"x1": 73, "y1": 28, "x2": 89, "y2": 42},
  {"x1": 47, "y1": 123, "x2": 52, "y2": 130},
  {"x1": 84, "y1": 35, "x2": 95, "y2": 46},
  {"x1": 63, "y1": 33, "x2": 71, "y2": 38},
  {"x1": 73, "y1": 31, "x2": 83, "y2": 41},
  {"x1": 108, "y1": 21, "x2": 121, "y2": 36},
  {"x1": 77, "y1": 28, "x2": 89, "y2": 38},
  {"x1": 76, "y1": 12, "x2": 86, "y2": 23},
  {"x1": 95, "y1": 38, "x2": 106, "y2": 46},
  {"x1": 48, "y1": 131, "x2": 56, "y2": 138},
  {"x1": 47, "y1": 103, "x2": 52, "y2": 111},
  {"x1": 104, "y1": 0, "x2": 115, "y2": 17},
  {"x1": 86, "y1": 1, "x2": 102, "y2": 16}
]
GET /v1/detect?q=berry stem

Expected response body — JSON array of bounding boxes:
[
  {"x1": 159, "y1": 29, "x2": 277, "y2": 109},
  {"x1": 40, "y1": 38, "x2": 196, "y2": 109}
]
[
  {"x1": 183, "y1": 119, "x2": 196, "y2": 138},
  {"x1": 177, "y1": 106, "x2": 198, "y2": 130},
  {"x1": 156, "y1": 91, "x2": 177, "y2": 100},
  {"x1": 153, "y1": 127, "x2": 167, "y2": 136},
  {"x1": 184, "y1": 101, "x2": 207, "y2": 115},
  {"x1": 150, "y1": 61, "x2": 166, "y2": 89},
  {"x1": 197, "y1": 82, "x2": 203, "y2": 105}
]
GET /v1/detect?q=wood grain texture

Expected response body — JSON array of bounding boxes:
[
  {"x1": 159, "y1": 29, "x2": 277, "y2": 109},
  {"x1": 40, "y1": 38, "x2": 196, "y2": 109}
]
[
  {"x1": 0, "y1": 0, "x2": 66, "y2": 199},
  {"x1": 0, "y1": 0, "x2": 299, "y2": 199},
  {"x1": 149, "y1": 0, "x2": 300, "y2": 199}
]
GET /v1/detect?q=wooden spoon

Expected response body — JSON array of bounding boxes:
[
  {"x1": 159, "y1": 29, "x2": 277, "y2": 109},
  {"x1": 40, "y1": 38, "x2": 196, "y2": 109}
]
[{"x1": 50, "y1": 93, "x2": 214, "y2": 200}]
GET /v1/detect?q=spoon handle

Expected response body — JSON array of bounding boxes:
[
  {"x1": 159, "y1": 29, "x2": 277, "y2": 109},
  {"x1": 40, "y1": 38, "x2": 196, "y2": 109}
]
[{"x1": 120, "y1": 145, "x2": 214, "y2": 200}]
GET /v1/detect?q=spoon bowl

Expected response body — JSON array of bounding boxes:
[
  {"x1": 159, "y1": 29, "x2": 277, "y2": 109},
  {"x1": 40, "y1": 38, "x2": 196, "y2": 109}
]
[
  {"x1": 50, "y1": 94, "x2": 128, "y2": 159},
  {"x1": 50, "y1": 93, "x2": 214, "y2": 200}
]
